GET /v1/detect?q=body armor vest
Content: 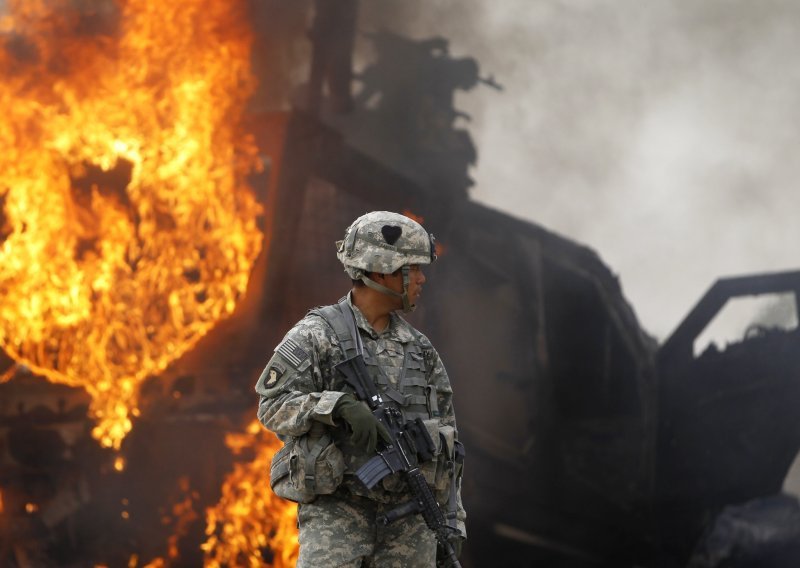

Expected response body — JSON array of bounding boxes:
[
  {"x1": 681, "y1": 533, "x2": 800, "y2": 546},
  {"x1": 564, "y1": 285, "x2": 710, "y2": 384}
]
[
  {"x1": 310, "y1": 299, "x2": 441, "y2": 491},
  {"x1": 310, "y1": 299, "x2": 439, "y2": 423}
]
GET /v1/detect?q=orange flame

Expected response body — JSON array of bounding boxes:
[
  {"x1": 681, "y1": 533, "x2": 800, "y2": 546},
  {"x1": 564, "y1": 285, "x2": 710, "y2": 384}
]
[
  {"x1": 402, "y1": 210, "x2": 425, "y2": 224},
  {"x1": 167, "y1": 477, "x2": 199, "y2": 561},
  {"x1": 0, "y1": 0, "x2": 262, "y2": 449},
  {"x1": 402, "y1": 210, "x2": 447, "y2": 257},
  {"x1": 138, "y1": 476, "x2": 201, "y2": 564},
  {"x1": 202, "y1": 420, "x2": 299, "y2": 567}
]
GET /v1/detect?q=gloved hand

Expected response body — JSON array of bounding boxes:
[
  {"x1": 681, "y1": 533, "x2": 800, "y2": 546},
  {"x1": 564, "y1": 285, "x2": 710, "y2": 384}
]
[{"x1": 334, "y1": 394, "x2": 390, "y2": 454}]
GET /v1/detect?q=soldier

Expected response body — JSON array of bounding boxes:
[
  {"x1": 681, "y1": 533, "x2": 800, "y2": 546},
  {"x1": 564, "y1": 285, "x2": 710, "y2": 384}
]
[{"x1": 256, "y1": 211, "x2": 466, "y2": 567}]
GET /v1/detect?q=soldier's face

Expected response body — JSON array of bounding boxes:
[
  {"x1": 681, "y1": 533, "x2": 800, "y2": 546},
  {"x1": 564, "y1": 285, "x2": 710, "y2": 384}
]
[{"x1": 382, "y1": 264, "x2": 426, "y2": 307}]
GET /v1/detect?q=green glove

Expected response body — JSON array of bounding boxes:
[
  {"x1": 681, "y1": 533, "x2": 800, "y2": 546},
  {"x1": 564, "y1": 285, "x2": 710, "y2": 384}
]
[{"x1": 334, "y1": 394, "x2": 391, "y2": 454}]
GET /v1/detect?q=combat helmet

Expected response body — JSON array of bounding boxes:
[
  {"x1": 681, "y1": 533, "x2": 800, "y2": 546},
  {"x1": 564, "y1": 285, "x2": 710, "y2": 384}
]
[{"x1": 336, "y1": 211, "x2": 436, "y2": 312}]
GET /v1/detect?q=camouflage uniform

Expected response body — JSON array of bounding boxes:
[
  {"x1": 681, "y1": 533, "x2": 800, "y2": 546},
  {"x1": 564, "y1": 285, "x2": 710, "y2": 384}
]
[{"x1": 256, "y1": 294, "x2": 466, "y2": 567}]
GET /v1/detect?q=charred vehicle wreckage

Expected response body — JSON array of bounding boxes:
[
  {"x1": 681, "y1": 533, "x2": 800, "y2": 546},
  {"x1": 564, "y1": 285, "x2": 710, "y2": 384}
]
[
  {"x1": 1, "y1": 109, "x2": 799, "y2": 567},
  {"x1": 1, "y1": 2, "x2": 799, "y2": 566}
]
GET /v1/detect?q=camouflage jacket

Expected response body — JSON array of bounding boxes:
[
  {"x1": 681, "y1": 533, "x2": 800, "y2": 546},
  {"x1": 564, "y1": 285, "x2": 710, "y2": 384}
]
[{"x1": 256, "y1": 293, "x2": 466, "y2": 537}]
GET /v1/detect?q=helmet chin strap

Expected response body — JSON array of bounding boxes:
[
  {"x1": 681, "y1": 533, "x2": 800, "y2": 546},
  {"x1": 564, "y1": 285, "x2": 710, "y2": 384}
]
[{"x1": 360, "y1": 266, "x2": 415, "y2": 313}]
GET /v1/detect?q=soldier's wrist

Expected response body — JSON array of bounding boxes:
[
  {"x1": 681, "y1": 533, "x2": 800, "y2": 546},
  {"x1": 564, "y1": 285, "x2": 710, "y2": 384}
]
[
  {"x1": 311, "y1": 391, "x2": 352, "y2": 425},
  {"x1": 332, "y1": 393, "x2": 358, "y2": 416}
]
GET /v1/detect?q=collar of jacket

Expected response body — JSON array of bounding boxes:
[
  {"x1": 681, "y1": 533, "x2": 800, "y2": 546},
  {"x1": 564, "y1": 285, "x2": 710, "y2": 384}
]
[{"x1": 346, "y1": 292, "x2": 416, "y2": 344}]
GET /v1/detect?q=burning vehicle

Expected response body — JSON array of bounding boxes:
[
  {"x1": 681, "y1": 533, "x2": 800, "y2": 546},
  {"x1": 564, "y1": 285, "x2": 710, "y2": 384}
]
[
  {"x1": 1, "y1": 1, "x2": 798, "y2": 567},
  {"x1": 0, "y1": 1, "x2": 296, "y2": 565}
]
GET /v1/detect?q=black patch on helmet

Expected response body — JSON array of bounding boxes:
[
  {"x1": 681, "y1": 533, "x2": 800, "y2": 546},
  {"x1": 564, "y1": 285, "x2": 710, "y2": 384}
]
[{"x1": 381, "y1": 225, "x2": 402, "y2": 245}]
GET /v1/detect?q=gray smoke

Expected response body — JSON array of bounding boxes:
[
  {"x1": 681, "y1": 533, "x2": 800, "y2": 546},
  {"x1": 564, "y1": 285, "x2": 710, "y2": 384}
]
[
  {"x1": 356, "y1": 0, "x2": 800, "y2": 340},
  {"x1": 243, "y1": 1, "x2": 800, "y2": 340},
  {"x1": 6, "y1": 1, "x2": 795, "y2": 339}
]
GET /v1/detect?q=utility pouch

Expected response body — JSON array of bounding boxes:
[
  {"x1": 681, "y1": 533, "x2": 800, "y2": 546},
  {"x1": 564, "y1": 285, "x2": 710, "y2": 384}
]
[
  {"x1": 417, "y1": 420, "x2": 457, "y2": 492},
  {"x1": 269, "y1": 424, "x2": 345, "y2": 504},
  {"x1": 435, "y1": 424, "x2": 457, "y2": 492}
]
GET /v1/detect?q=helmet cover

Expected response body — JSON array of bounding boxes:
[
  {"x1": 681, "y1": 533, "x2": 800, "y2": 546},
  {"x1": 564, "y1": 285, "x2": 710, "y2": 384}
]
[{"x1": 336, "y1": 211, "x2": 435, "y2": 279}]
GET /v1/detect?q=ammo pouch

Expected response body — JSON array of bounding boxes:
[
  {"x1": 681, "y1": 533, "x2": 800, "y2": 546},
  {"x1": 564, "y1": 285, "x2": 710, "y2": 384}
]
[
  {"x1": 270, "y1": 422, "x2": 345, "y2": 504},
  {"x1": 417, "y1": 420, "x2": 459, "y2": 495}
]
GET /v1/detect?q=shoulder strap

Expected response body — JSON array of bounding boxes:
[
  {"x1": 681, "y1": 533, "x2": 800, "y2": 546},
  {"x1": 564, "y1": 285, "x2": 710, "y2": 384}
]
[
  {"x1": 309, "y1": 299, "x2": 360, "y2": 359},
  {"x1": 338, "y1": 298, "x2": 365, "y2": 356}
]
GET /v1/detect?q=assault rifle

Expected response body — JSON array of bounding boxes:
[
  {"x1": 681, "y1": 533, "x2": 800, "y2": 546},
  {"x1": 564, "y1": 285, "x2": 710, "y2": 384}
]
[{"x1": 336, "y1": 353, "x2": 462, "y2": 568}]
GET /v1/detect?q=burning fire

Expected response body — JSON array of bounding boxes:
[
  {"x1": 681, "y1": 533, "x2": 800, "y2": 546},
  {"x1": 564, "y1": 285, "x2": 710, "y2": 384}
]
[
  {"x1": 402, "y1": 210, "x2": 425, "y2": 224},
  {"x1": 2, "y1": 2, "x2": 298, "y2": 563},
  {"x1": 203, "y1": 420, "x2": 299, "y2": 567},
  {"x1": 167, "y1": 478, "x2": 200, "y2": 561},
  {"x1": 402, "y1": 209, "x2": 447, "y2": 257},
  {"x1": 0, "y1": 0, "x2": 262, "y2": 448}
]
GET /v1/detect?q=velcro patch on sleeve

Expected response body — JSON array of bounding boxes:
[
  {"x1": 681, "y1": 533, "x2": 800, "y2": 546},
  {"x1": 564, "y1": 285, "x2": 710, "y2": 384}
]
[
  {"x1": 264, "y1": 361, "x2": 286, "y2": 387},
  {"x1": 275, "y1": 337, "x2": 310, "y2": 369}
]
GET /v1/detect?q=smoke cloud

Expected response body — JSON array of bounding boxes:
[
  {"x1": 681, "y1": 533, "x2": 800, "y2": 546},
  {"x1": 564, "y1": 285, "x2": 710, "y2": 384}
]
[{"x1": 356, "y1": 0, "x2": 800, "y2": 339}]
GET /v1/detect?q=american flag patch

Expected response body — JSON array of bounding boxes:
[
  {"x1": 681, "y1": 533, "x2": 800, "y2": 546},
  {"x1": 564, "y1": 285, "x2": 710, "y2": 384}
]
[{"x1": 276, "y1": 337, "x2": 309, "y2": 368}]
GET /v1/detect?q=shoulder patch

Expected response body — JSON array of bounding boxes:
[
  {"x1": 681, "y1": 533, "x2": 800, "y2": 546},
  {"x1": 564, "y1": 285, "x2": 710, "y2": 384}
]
[
  {"x1": 275, "y1": 337, "x2": 310, "y2": 369},
  {"x1": 265, "y1": 361, "x2": 286, "y2": 387}
]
